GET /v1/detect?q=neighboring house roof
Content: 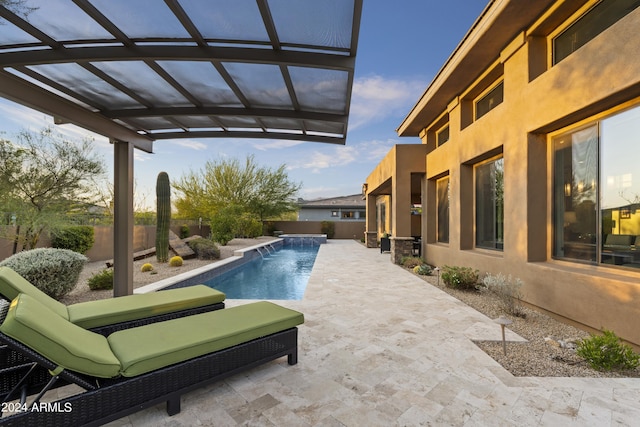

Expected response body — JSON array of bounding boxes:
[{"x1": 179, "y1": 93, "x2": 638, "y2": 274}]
[{"x1": 298, "y1": 194, "x2": 364, "y2": 209}]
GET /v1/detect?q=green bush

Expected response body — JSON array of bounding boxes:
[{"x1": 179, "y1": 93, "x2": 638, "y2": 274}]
[
  {"x1": 88, "y1": 268, "x2": 113, "y2": 290},
  {"x1": 235, "y1": 213, "x2": 263, "y2": 238},
  {"x1": 179, "y1": 224, "x2": 190, "y2": 239},
  {"x1": 210, "y1": 205, "x2": 241, "y2": 245},
  {"x1": 413, "y1": 264, "x2": 433, "y2": 276},
  {"x1": 576, "y1": 329, "x2": 640, "y2": 371},
  {"x1": 320, "y1": 221, "x2": 335, "y2": 239},
  {"x1": 188, "y1": 238, "x2": 220, "y2": 260},
  {"x1": 440, "y1": 265, "x2": 479, "y2": 290},
  {"x1": 481, "y1": 273, "x2": 525, "y2": 317},
  {"x1": 50, "y1": 226, "x2": 95, "y2": 254},
  {"x1": 0, "y1": 248, "x2": 87, "y2": 299},
  {"x1": 401, "y1": 256, "x2": 423, "y2": 269}
]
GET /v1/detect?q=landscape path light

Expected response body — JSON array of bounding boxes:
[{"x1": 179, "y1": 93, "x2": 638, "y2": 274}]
[{"x1": 493, "y1": 316, "x2": 513, "y2": 356}]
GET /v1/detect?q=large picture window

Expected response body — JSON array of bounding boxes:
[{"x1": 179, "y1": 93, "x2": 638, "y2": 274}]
[
  {"x1": 553, "y1": 105, "x2": 640, "y2": 268},
  {"x1": 476, "y1": 157, "x2": 504, "y2": 250},
  {"x1": 437, "y1": 177, "x2": 450, "y2": 243},
  {"x1": 553, "y1": 126, "x2": 598, "y2": 262}
]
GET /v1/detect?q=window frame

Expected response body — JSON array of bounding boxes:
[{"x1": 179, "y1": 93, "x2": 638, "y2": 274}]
[
  {"x1": 474, "y1": 81, "x2": 504, "y2": 121},
  {"x1": 474, "y1": 155, "x2": 505, "y2": 251},
  {"x1": 436, "y1": 124, "x2": 450, "y2": 146},
  {"x1": 550, "y1": 0, "x2": 640, "y2": 66},
  {"x1": 436, "y1": 176, "x2": 450, "y2": 244},
  {"x1": 550, "y1": 102, "x2": 640, "y2": 269}
]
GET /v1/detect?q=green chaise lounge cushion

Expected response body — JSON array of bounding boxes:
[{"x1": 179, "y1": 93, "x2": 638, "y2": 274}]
[
  {"x1": 0, "y1": 266, "x2": 69, "y2": 320},
  {"x1": 0, "y1": 293, "x2": 121, "y2": 378},
  {"x1": 67, "y1": 285, "x2": 226, "y2": 329},
  {"x1": 108, "y1": 301, "x2": 304, "y2": 377},
  {"x1": 0, "y1": 266, "x2": 226, "y2": 329}
]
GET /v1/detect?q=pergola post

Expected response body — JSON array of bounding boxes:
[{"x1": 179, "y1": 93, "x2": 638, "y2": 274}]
[{"x1": 113, "y1": 140, "x2": 134, "y2": 296}]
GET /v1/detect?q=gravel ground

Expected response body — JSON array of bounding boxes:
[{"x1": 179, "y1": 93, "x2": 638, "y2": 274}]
[
  {"x1": 62, "y1": 239, "x2": 639, "y2": 378},
  {"x1": 414, "y1": 270, "x2": 640, "y2": 378}
]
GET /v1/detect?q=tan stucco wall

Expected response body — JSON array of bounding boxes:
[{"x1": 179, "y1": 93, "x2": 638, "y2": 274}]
[
  {"x1": 398, "y1": 3, "x2": 640, "y2": 346},
  {"x1": 364, "y1": 144, "x2": 428, "y2": 238},
  {"x1": 268, "y1": 221, "x2": 365, "y2": 240}
]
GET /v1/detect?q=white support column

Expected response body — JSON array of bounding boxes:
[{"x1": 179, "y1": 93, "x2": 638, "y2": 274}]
[{"x1": 113, "y1": 140, "x2": 134, "y2": 296}]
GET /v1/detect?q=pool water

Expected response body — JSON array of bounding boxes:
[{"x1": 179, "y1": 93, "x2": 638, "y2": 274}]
[{"x1": 203, "y1": 246, "x2": 319, "y2": 300}]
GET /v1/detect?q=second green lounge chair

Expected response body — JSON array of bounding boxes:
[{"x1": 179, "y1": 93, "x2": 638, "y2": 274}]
[
  {"x1": 0, "y1": 266, "x2": 226, "y2": 334},
  {"x1": 0, "y1": 266, "x2": 226, "y2": 396}
]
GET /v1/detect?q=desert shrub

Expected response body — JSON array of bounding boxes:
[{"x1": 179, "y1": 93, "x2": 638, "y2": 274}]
[
  {"x1": 188, "y1": 237, "x2": 220, "y2": 260},
  {"x1": 0, "y1": 248, "x2": 87, "y2": 299},
  {"x1": 140, "y1": 263, "x2": 154, "y2": 272},
  {"x1": 481, "y1": 273, "x2": 525, "y2": 317},
  {"x1": 235, "y1": 213, "x2": 263, "y2": 238},
  {"x1": 413, "y1": 264, "x2": 433, "y2": 276},
  {"x1": 577, "y1": 329, "x2": 640, "y2": 371},
  {"x1": 88, "y1": 268, "x2": 113, "y2": 290},
  {"x1": 179, "y1": 224, "x2": 190, "y2": 239},
  {"x1": 210, "y1": 205, "x2": 241, "y2": 245},
  {"x1": 320, "y1": 221, "x2": 335, "y2": 239},
  {"x1": 412, "y1": 264, "x2": 429, "y2": 275},
  {"x1": 50, "y1": 226, "x2": 95, "y2": 254},
  {"x1": 169, "y1": 256, "x2": 183, "y2": 267},
  {"x1": 401, "y1": 256, "x2": 423, "y2": 269},
  {"x1": 440, "y1": 265, "x2": 479, "y2": 290}
]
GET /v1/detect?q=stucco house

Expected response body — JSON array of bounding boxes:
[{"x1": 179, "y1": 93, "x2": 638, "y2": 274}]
[
  {"x1": 364, "y1": 0, "x2": 640, "y2": 347},
  {"x1": 297, "y1": 194, "x2": 365, "y2": 222}
]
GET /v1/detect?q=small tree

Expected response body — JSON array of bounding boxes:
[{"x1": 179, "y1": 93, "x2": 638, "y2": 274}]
[
  {"x1": 173, "y1": 155, "x2": 301, "y2": 223},
  {"x1": 0, "y1": 127, "x2": 106, "y2": 250}
]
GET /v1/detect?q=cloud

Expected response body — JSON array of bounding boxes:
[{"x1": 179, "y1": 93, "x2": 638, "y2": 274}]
[
  {"x1": 288, "y1": 145, "x2": 358, "y2": 173},
  {"x1": 0, "y1": 99, "x2": 51, "y2": 132},
  {"x1": 166, "y1": 139, "x2": 208, "y2": 151},
  {"x1": 349, "y1": 75, "x2": 426, "y2": 130},
  {"x1": 287, "y1": 137, "x2": 400, "y2": 173},
  {"x1": 250, "y1": 139, "x2": 306, "y2": 151},
  {"x1": 134, "y1": 151, "x2": 152, "y2": 162}
]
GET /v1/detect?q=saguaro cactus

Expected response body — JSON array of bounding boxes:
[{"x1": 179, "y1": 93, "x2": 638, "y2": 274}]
[{"x1": 156, "y1": 171, "x2": 171, "y2": 263}]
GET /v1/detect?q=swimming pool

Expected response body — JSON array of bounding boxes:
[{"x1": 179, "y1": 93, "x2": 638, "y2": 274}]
[{"x1": 203, "y1": 245, "x2": 319, "y2": 300}]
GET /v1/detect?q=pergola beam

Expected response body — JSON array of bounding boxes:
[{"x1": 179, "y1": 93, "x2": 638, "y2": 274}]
[
  {"x1": 0, "y1": 46, "x2": 355, "y2": 71},
  {"x1": 103, "y1": 106, "x2": 346, "y2": 123},
  {"x1": 149, "y1": 130, "x2": 345, "y2": 144},
  {"x1": 0, "y1": 71, "x2": 154, "y2": 153}
]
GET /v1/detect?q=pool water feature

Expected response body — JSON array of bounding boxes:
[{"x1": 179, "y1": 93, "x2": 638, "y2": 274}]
[{"x1": 203, "y1": 245, "x2": 319, "y2": 300}]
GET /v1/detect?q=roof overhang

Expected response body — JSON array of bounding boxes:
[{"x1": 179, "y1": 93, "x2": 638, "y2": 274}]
[
  {"x1": 0, "y1": 0, "x2": 363, "y2": 152},
  {"x1": 397, "y1": 0, "x2": 556, "y2": 137}
]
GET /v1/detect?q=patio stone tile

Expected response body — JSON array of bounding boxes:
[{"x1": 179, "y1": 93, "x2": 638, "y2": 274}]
[{"x1": 32, "y1": 240, "x2": 640, "y2": 425}]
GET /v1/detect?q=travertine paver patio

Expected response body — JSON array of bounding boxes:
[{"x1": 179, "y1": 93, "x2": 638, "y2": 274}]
[{"x1": 89, "y1": 240, "x2": 640, "y2": 425}]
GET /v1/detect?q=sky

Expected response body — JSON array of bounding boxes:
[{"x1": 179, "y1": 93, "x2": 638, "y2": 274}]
[{"x1": 0, "y1": 1, "x2": 488, "y2": 209}]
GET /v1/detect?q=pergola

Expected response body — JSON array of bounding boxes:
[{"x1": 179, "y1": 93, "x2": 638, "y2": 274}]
[{"x1": 0, "y1": 0, "x2": 362, "y2": 296}]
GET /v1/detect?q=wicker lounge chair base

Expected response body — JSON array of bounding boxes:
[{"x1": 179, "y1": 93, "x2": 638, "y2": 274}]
[
  {"x1": 0, "y1": 296, "x2": 303, "y2": 426},
  {"x1": 0, "y1": 301, "x2": 227, "y2": 399},
  {"x1": 0, "y1": 328, "x2": 298, "y2": 427}
]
